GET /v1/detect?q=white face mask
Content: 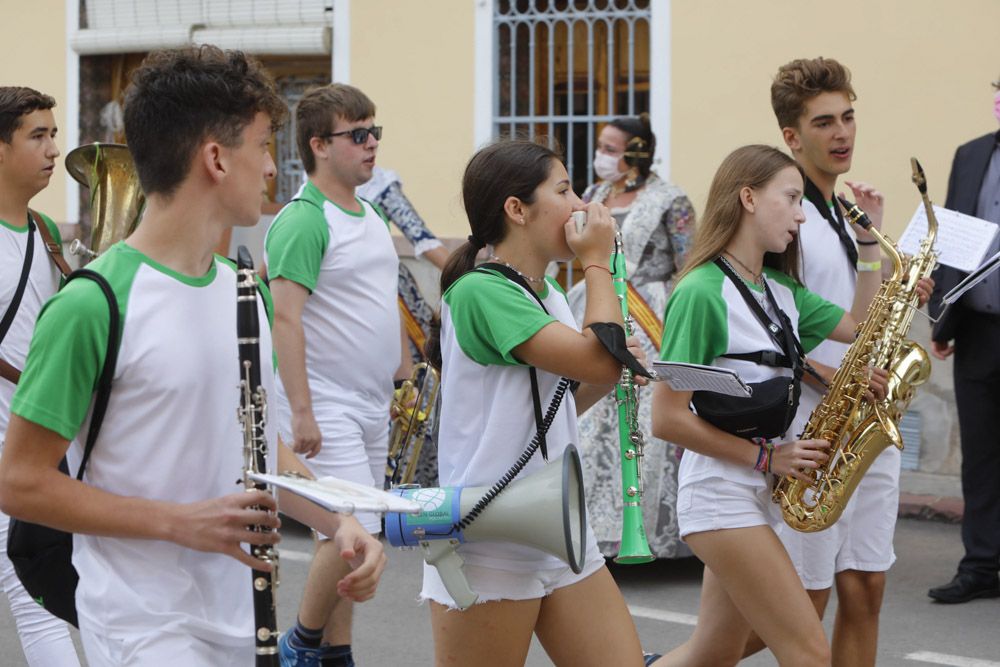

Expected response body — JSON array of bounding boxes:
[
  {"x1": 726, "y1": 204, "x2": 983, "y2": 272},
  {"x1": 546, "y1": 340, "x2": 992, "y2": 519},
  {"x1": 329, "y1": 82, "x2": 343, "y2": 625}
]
[{"x1": 593, "y1": 150, "x2": 626, "y2": 183}]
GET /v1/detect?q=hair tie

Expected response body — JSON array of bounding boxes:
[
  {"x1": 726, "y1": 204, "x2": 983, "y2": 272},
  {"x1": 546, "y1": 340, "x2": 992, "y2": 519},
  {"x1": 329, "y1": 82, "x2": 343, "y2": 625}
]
[{"x1": 467, "y1": 234, "x2": 486, "y2": 249}]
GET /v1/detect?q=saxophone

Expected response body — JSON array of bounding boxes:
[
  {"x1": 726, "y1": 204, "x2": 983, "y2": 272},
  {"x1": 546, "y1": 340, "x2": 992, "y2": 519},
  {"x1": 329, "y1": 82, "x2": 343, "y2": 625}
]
[
  {"x1": 773, "y1": 198, "x2": 906, "y2": 533},
  {"x1": 874, "y1": 159, "x2": 938, "y2": 422}
]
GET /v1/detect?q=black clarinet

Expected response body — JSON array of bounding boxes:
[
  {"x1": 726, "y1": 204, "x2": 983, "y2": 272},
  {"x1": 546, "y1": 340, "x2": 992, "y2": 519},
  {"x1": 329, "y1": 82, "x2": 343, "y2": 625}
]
[{"x1": 236, "y1": 246, "x2": 280, "y2": 665}]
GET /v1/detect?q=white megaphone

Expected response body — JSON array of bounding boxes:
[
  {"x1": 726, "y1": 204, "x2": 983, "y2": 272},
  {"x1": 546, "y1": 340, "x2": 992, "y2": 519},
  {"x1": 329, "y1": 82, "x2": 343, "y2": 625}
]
[{"x1": 385, "y1": 445, "x2": 586, "y2": 609}]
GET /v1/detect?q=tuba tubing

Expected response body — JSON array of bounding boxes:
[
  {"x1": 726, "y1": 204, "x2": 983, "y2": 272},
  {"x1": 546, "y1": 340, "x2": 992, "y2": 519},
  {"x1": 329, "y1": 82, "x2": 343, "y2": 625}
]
[{"x1": 65, "y1": 142, "x2": 145, "y2": 259}]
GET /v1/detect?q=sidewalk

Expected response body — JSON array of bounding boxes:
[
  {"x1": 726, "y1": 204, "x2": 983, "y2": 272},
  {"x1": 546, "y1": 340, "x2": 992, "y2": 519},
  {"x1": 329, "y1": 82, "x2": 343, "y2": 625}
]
[{"x1": 898, "y1": 470, "x2": 963, "y2": 523}]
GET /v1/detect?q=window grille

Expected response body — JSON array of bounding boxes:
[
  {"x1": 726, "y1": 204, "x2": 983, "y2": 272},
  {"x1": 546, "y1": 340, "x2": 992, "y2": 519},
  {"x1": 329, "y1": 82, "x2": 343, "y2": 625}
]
[{"x1": 494, "y1": 0, "x2": 651, "y2": 196}]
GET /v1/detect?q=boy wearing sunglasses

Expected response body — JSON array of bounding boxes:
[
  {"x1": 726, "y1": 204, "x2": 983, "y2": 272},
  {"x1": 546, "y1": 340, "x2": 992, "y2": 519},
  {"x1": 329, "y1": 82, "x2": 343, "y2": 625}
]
[{"x1": 264, "y1": 83, "x2": 401, "y2": 666}]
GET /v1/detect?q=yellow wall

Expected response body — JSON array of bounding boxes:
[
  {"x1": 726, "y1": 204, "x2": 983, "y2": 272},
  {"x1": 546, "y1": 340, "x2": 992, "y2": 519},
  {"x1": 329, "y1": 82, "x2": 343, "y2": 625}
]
[
  {"x1": 671, "y1": 0, "x2": 1000, "y2": 239},
  {"x1": 0, "y1": 0, "x2": 68, "y2": 221},
  {"x1": 350, "y1": 0, "x2": 476, "y2": 240}
]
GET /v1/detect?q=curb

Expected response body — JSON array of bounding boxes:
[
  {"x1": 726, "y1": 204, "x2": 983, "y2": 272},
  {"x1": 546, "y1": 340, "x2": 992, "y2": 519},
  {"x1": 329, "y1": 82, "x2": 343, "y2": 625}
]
[{"x1": 899, "y1": 493, "x2": 964, "y2": 523}]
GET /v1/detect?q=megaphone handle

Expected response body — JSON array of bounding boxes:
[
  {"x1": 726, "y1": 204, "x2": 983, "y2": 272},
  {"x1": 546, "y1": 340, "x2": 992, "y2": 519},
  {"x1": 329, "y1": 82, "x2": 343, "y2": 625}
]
[{"x1": 421, "y1": 540, "x2": 478, "y2": 610}]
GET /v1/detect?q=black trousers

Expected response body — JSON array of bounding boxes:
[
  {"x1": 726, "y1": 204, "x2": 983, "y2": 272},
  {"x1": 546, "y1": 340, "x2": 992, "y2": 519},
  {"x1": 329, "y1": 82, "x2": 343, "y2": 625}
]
[{"x1": 953, "y1": 311, "x2": 1000, "y2": 579}]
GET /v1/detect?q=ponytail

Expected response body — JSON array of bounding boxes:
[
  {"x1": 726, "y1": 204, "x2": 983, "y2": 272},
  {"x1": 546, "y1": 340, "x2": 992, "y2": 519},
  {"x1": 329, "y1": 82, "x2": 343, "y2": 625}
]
[{"x1": 427, "y1": 138, "x2": 560, "y2": 363}]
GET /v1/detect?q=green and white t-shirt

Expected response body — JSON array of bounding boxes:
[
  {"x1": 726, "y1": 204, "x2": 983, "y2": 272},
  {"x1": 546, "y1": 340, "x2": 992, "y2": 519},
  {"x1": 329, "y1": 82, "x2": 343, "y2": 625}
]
[
  {"x1": 0, "y1": 211, "x2": 62, "y2": 440},
  {"x1": 436, "y1": 268, "x2": 598, "y2": 572},
  {"x1": 11, "y1": 242, "x2": 276, "y2": 645},
  {"x1": 659, "y1": 262, "x2": 843, "y2": 488},
  {"x1": 264, "y1": 180, "x2": 400, "y2": 422}
]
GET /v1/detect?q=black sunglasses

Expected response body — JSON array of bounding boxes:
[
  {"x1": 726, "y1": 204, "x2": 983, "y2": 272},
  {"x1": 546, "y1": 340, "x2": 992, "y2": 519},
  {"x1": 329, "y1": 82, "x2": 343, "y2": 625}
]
[{"x1": 322, "y1": 125, "x2": 382, "y2": 145}]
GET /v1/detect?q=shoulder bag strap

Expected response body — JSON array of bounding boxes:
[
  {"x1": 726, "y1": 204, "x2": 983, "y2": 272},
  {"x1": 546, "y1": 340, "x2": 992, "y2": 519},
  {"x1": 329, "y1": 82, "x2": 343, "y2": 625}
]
[
  {"x1": 758, "y1": 274, "x2": 829, "y2": 387},
  {"x1": 63, "y1": 269, "x2": 121, "y2": 479},
  {"x1": 0, "y1": 213, "x2": 36, "y2": 350},
  {"x1": 714, "y1": 257, "x2": 826, "y2": 385},
  {"x1": 28, "y1": 210, "x2": 72, "y2": 277},
  {"x1": 714, "y1": 257, "x2": 795, "y2": 360}
]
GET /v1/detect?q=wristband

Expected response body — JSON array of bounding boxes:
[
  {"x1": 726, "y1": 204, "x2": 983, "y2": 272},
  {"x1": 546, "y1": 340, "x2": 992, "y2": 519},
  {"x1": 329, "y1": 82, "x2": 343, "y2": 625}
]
[
  {"x1": 752, "y1": 438, "x2": 774, "y2": 473},
  {"x1": 582, "y1": 264, "x2": 611, "y2": 276},
  {"x1": 857, "y1": 259, "x2": 882, "y2": 272},
  {"x1": 856, "y1": 239, "x2": 879, "y2": 246}
]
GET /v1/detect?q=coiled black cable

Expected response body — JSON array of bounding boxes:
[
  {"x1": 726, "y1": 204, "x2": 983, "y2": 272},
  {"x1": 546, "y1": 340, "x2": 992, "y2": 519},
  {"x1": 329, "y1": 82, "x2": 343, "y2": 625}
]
[{"x1": 452, "y1": 376, "x2": 572, "y2": 532}]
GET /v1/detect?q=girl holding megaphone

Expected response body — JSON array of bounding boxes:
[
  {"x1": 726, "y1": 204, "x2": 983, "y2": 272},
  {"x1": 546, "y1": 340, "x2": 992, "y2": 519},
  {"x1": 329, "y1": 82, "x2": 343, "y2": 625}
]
[{"x1": 422, "y1": 139, "x2": 649, "y2": 666}]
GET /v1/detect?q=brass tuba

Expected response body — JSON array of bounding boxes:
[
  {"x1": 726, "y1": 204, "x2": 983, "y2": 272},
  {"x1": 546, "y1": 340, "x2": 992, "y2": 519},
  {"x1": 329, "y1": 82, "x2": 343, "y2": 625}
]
[
  {"x1": 65, "y1": 142, "x2": 145, "y2": 259},
  {"x1": 385, "y1": 362, "x2": 440, "y2": 488}
]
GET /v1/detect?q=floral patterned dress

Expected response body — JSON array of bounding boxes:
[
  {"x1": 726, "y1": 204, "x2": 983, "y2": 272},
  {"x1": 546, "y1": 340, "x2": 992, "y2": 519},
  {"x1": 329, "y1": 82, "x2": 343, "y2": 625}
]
[{"x1": 568, "y1": 173, "x2": 695, "y2": 558}]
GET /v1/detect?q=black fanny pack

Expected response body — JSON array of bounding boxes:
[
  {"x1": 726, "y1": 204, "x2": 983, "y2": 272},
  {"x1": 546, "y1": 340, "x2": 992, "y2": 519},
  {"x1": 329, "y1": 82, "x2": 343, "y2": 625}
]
[
  {"x1": 692, "y1": 373, "x2": 800, "y2": 440},
  {"x1": 690, "y1": 258, "x2": 812, "y2": 441}
]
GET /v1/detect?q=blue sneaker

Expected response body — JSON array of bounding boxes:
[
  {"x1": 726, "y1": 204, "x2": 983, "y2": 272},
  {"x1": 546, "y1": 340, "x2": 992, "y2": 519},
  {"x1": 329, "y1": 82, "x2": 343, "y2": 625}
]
[
  {"x1": 278, "y1": 632, "x2": 323, "y2": 667},
  {"x1": 644, "y1": 653, "x2": 662, "y2": 666},
  {"x1": 278, "y1": 634, "x2": 355, "y2": 667}
]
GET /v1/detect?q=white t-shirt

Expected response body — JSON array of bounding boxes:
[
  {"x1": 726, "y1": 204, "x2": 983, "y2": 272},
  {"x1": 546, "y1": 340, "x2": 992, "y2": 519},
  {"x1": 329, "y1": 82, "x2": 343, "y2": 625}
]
[
  {"x1": 436, "y1": 268, "x2": 598, "y2": 572},
  {"x1": 264, "y1": 181, "x2": 400, "y2": 418},
  {"x1": 12, "y1": 243, "x2": 277, "y2": 645},
  {"x1": 793, "y1": 198, "x2": 858, "y2": 435},
  {"x1": 0, "y1": 212, "x2": 62, "y2": 439},
  {"x1": 659, "y1": 262, "x2": 843, "y2": 489}
]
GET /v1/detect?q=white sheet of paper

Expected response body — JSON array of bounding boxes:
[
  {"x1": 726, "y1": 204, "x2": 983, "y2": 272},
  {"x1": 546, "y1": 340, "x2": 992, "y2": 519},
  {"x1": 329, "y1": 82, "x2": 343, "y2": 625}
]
[
  {"x1": 651, "y1": 361, "x2": 753, "y2": 396},
  {"x1": 249, "y1": 473, "x2": 422, "y2": 515},
  {"x1": 897, "y1": 204, "x2": 998, "y2": 273}
]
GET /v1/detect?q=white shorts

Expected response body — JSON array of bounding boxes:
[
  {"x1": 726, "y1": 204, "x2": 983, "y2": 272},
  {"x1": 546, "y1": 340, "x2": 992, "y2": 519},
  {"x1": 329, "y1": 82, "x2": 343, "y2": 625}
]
[
  {"x1": 81, "y1": 628, "x2": 252, "y2": 667},
  {"x1": 278, "y1": 402, "x2": 389, "y2": 534},
  {"x1": 776, "y1": 446, "x2": 900, "y2": 590},
  {"x1": 677, "y1": 477, "x2": 775, "y2": 538},
  {"x1": 420, "y1": 546, "x2": 606, "y2": 609}
]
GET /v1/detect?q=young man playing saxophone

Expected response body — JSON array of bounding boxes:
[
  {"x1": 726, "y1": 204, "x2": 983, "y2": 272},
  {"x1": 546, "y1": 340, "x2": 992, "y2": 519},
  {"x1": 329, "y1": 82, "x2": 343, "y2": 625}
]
[{"x1": 742, "y1": 56, "x2": 929, "y2": 667}]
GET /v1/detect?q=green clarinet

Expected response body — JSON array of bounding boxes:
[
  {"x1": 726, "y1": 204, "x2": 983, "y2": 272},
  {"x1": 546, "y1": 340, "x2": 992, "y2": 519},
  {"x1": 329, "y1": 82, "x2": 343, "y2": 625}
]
[{"x1": 611, "y1": 231, "x2": 655, "y2": 564}]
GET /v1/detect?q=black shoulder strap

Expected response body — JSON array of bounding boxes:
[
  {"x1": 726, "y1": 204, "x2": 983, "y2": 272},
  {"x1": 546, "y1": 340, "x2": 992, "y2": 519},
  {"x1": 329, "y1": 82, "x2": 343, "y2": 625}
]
[
  {"x1": 473, "y1": 262, "x2": 569, "y2": 461},
  {"x1": 803, "y1": 177, "x2": 858, "y2": 271},
  {"x1": 0, "y1": 213, "x2": 36, "y2": 349},
  {"x1": 63, "y1": 269, "x2": 121, "y2": 480},
  {"x1": 714, "y1": 258, "x2": 802, "y2": 376},
  {"x1": 714, "y1": 258, "x2": 828, "y2": 387}
]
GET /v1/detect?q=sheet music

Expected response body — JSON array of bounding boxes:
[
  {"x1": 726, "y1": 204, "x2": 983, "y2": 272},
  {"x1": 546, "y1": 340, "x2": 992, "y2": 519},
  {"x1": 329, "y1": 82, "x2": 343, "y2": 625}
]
[
  {"x1": 651, "y1": 361, "x2": 753, "y2": 396},
  {"x1": 897, "y1": 204, "x2": 998, "y2": 273},
  {"x1": 249, "y1": 473, "x2": 422, "y2": 515},
  {"x1": 943, "y1": 248, "x2": 1000, "y2": 304}
]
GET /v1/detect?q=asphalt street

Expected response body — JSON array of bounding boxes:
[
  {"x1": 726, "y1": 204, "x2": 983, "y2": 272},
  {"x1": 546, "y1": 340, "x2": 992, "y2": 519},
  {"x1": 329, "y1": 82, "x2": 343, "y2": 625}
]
[{"x1": 0, "y1": 517, "x2": 997, "y2": 665}]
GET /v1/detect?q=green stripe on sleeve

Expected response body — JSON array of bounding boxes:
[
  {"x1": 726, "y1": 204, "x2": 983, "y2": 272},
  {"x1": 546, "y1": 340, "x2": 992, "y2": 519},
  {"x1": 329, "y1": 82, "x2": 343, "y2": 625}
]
[
  {"x1": 264, "y1": 201, "x2": 329, "y2": 293},
  {"x1": 659, "y1": 263, "x2": 729, "y2": 364},
  {"x1": 444, "y1": 269, "x2": 557, "y2": 367}
]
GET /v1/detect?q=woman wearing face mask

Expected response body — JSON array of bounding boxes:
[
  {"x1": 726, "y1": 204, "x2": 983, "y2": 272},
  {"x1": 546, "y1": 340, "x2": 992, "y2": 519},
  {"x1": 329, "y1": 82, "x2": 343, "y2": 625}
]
[{"x1": 568, "y1": 113, "x2": 696, "y2": 559}]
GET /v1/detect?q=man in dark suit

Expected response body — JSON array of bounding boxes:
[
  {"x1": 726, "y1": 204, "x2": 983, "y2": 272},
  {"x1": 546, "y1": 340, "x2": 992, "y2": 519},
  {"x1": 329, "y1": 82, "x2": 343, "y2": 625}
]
[{"x1": 927, "y1": 76, "x2": 1000, "y2": 604}]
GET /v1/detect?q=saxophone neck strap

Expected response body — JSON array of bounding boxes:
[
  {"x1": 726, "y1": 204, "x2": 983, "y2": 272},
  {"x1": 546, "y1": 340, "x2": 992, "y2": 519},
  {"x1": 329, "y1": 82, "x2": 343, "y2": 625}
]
[{"x1": 803, "y1": 177, "x2": 858, "y2": 271}]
